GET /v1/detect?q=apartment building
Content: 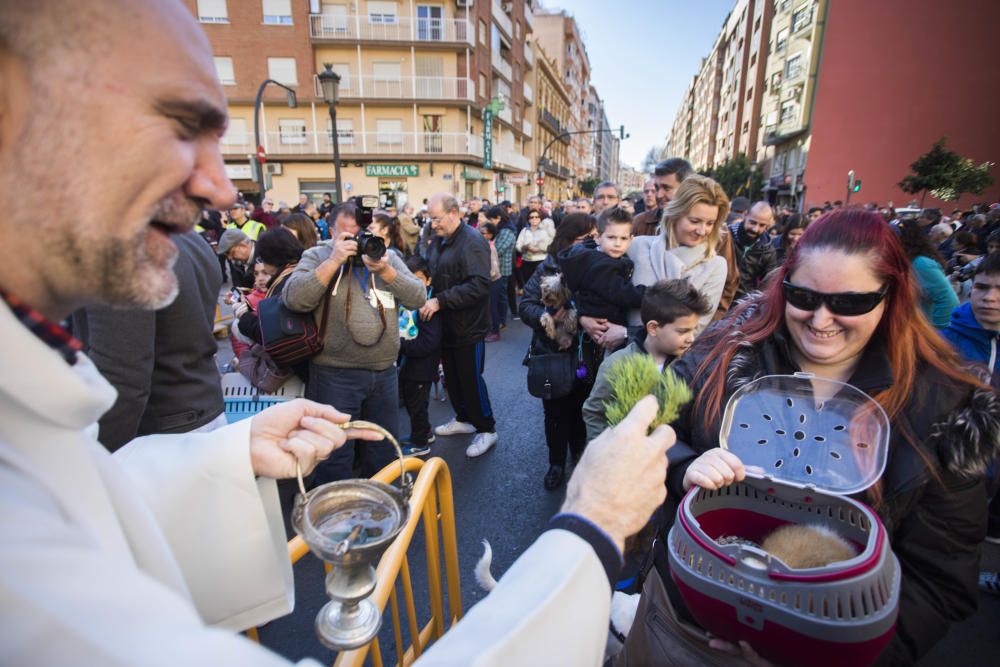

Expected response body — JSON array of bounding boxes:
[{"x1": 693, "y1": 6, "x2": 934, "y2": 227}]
[
  {"x1": 713, "y1": 0, "x2": 771, "y2": 167},
  {"x1": 687, "y1": 35, "x2": 724, "y2": 171},
  {"x1": 755, "y1": 0, "x2": 825, "y2": 204},
  {"x1": 618, "y1": 166, "x2": 645, "y2": 194},
  {"x1": 666, "y1": 77, "x2": 696, "y2": 162},
  {"x1": 533, "y1": 42, "x2": 573, "y2": 202},
  {"x1": 534, "y1": 10, "x2": 591, "y2": 192},
  {"x1": 188, "y1": 0, "x2": 536, "y2": 208}
]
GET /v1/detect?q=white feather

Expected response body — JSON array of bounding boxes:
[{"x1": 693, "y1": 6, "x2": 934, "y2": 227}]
[{"x1": 474, "y1": 539, "x2": 498, "y2": 591}]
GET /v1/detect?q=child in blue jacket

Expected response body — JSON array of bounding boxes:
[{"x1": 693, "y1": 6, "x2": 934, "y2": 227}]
[{"x1": 399, "y1": 256, "x2": 443, "y2": 456}]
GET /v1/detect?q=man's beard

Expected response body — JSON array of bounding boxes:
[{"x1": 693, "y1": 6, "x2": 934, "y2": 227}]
[{"x1": 100, "y1": 194, "x2": 200, "y2": 310}]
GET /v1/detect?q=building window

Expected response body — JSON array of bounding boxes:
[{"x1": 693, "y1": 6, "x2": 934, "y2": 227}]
[
  {"x1": 791, "y1": 4, "x2": 813, "y2": 33},
  {"x1": 197, "y1": 0, "x2": 228, "y2": 23},
  {"x1": 750, "y1": 52, "x2": 757, "y2": 67},
  {"x1": 778, "y1": 0, "x2": 792, "y2": 12},
  {"x1": 779, "y1": 100, "x2": 796, "y2": 124},
  {"x1": 267, "y1": 57, "x2": 298, "y2": 85},
  {"x1": 479, "y1": 73, "x2": 487, "y2": 98},
  {"x1": 514, "y1": 21, "x2": 520, "y2": 39},
  {"x1": 368, "y1": 1, "x2": 398, "y2": 24},
  {"x1": 327, "y1": 118, "x2": 354, "y2": 145},
  {"x1": 479, "y1": 19, "x2": 487, "y2": 45},
  {"x1": 279, "y1": 118, "x2": 307, "y2": 145},
  {"x1": 416, "y1": 5, "x2": 443, "y2": 40},
  {"x1": 221, "y1": 118, "x2": 247, "y2": 146},
  {"x1": 262, "y1": 0, "x2": 293, "y2": 24},
  {"x1": 742, "y1": 120, "x2": 750, "y2": 134},
  {"x1": 785, "y1": 53, "x2": 802, "y2": 80},
  {"x1": 775, "y1": 27, "x2": 788, "y2": 52},
  {"x1": 213, "y1": 56, "x2": 235, "y2": 85},
  {"x1": 376, "y1": 119, "x2": 404, "y2": 145},
  {"x1": 771, "y1": 71, "x2": 783, "y2": 90},
  {"x1": 491, "y1": 23, "x2": 501, "y2": 54}
]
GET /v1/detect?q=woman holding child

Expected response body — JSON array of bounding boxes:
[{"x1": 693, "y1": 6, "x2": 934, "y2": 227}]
[
  {"x1": 615, "y1": 209, "x2": 999, "y2": 667},
  {"x1": 583, "y1": 175, "x2": 730, "y2": 350},
  {"x1": 519, "y1": 214, "x2": 601, "y2": 491}
]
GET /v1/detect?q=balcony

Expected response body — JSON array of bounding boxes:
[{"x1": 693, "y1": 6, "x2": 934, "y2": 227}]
[
  {"x1": 498, "y1": 105, "x2": 512, "y2": 124},
  {"x1": 492, "y1": 0, "x2": 512, "y2": 38},
  {"x1": 524, "y1": 6, "x2": 534, "y2": 31},
  {"x1": 313, "y1": 75, "x2": 473, "y2": 102},
  {"x1": 762, "y1": 120, "x2": 807, "y2": 146},
  {"x1": 309, "y1": 13, "x2": 471, "y2": 45},
  {"x1": 491, "y1": 50, "x2": 513, "y2": 81},
  {"x1": 524, "y1": 46, "x2": 534, "y2": 68},
  {"x1": 221, "y1": 131, "x2": 483, "y2": 158},
  {"x1": 523, "y1": 83, "x2": 534, "y2": 104},
  {"x1": 522, "y1": 119, "x2": 533, "y2": 138},
  {"x1": 495, "y1": 146, "x2": 532, "y2": 171}
]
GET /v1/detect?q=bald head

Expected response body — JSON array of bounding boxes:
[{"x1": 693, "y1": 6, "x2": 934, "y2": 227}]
[
  {"x1": 742, "y1": 202, "x2": 774, "y2": 240},
  {"x1": 0, "y1": 0, "x2": 233, "y2": 318},
  {"x1": 427, "y1": 193, "x2": 462, "y2": 238}
]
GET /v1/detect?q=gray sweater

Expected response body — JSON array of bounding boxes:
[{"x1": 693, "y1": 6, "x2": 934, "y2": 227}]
[{"x1": 283, "y1": 243, "x2": 425, "y2": 370}]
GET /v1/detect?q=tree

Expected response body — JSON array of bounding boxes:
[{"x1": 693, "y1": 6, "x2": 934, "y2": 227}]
[
  {"x1": 579, "y1": 177, "x2": 600, "y2": 196},
  {"x1": 702, "y1": 154, "x2": 764, "y2": 202},
  {"x1": 641, "y1": 146, "x2": 660, "y2": 174},
  {"x1": 898, "y1": 137, "x2": 994, "y2": 206}
]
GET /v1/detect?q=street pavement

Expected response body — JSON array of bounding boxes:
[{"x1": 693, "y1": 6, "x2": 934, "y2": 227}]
[{"x1": 217, "y1": 313, "x2": 1000, "y2": 665}]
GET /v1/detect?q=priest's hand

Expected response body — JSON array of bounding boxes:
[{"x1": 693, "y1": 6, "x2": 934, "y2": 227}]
[{"x1": 248, "y1": 399, "x2": 382, "y2": 479}]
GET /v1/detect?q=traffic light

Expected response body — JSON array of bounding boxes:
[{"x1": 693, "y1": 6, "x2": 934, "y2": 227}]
[{"x1": 852, "y1": 179, "x2": 862, "y2": 193}]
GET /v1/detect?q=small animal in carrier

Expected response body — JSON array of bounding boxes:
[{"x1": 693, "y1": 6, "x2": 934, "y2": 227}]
[{"x1": 668, "y1": 374, "x2": 901, "y2": 667}]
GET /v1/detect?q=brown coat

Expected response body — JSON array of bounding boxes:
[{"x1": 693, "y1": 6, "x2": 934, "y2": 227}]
[{"x1": 632, "y1": 208, "x2": 661, "y2": 237}]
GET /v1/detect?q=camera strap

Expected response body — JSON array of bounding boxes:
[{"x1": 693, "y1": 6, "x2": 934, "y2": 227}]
[{"x1": 344, "y1": 261, "x2": 387, "y2": 348}]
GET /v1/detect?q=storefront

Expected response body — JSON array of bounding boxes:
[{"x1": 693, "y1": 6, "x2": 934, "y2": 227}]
[{"x1": 367, "y1": 164, "x2": 418, "y2": 210}]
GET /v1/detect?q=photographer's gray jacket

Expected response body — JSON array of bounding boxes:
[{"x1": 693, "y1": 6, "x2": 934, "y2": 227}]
[{"x1": 284, "y1": 242, "x2": 425, "y2": 371}]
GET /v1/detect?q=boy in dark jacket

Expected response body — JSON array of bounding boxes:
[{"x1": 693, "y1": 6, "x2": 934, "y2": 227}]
[
  {"x1": 399, "y1": 256, "x2": 443, "y2": 456},
  {"x1": 558, "y1": 206, "x2": 645, "y2": 327}
]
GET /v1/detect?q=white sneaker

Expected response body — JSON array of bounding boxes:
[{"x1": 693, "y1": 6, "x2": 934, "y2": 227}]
[
  {"x1": 434, "y1": 419, "x2": 476, "y2": 437},
  {"x1": 466, "y1": 432, "x2": 498, "y2": 457}
]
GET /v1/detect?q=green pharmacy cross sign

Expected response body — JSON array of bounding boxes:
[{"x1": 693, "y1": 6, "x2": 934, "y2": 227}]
[{"x1": 483, "y1": 97, "x2": 504, "y2": 170}]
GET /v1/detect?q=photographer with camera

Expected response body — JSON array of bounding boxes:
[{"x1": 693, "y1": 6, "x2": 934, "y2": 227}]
[{"x1": 284, "y1": 199, "x2": 426, "y2": 484}]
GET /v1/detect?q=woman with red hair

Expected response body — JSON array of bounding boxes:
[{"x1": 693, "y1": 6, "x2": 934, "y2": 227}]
[{"x1": 617, "y1": 209, "x2": 1000, "y2": 666}]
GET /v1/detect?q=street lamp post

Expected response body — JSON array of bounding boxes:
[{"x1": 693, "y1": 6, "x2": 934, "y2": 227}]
[
  {"x1": 537, "y1": 125, "x2": 628, "y2": 197},
  {"x1": 253, "y1": 79, "x2": 297, "y2": 199},
  {"x1": 318, "y1": 63, "x2": 344, "y2": 204}
]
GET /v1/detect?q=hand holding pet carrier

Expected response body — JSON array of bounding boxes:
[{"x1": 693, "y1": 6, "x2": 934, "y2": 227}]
[{"x1": 667, "y1": 373, "x2": 900, "y2": 667}]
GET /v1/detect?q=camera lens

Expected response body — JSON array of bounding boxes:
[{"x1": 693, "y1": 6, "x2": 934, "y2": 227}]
[{"x1": 364, "y1": 235, "x2": 386, "y2": 260}]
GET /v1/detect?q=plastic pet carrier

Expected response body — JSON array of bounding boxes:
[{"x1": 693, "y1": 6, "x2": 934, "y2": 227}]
[{"x1": 667, "y1": 374, "x2": 900, "y2": 667}]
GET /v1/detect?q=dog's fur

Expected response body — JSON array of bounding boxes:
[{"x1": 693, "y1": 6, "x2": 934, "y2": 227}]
[
  {"x1": 475, "y1": 540, "x2": 499, "y2": 591},
  {"x1": 538, "y1": 273, "x2": 578, "y2": 350}
]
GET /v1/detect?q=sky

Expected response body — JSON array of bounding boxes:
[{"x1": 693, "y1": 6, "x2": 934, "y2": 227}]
[{"x1": 540, "y1": 0, "x2": 736, "y2": 169}]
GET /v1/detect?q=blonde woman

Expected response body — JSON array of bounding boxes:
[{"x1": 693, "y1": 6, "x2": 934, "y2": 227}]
[{"x1": 628, "y1": 175, "x2": 730, "y2": 333}]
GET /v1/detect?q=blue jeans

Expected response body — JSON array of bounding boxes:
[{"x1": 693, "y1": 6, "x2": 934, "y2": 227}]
[
  {"x1": 489, "y1": 277, "x2": 507, "y2": 333},
  {"x1": 306, "y1": 364, "x2": 398, "y2": 485}
]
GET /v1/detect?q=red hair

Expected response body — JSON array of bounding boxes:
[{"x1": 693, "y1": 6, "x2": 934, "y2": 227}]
[{"x1": 696, "y1": 209, "x2": 979, "y2": 458}]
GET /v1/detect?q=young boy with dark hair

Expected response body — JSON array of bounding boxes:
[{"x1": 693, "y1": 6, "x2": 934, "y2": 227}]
[
  {"x1": 558, "y1": 206, "x2": 646, "y2": 329},
  {"x1": 582, "y1": 278, "x2": 711, "y2": 442},
  {"x1": 398, "y1": 255, "x2": 443, "y2": 456}
]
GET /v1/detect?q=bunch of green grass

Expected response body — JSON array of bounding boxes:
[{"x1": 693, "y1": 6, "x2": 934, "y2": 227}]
[{"x1": 604, "y1": 354, "x2": 693, "y2": 432}]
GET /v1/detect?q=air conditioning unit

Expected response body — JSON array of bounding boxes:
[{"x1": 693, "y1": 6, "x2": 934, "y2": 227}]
[
  {"x1": 456, "y1": 0, "x2": 474, "y2": 8},
  {"x1": 265, "y1": 163, "x2": 283, "y2": 175},
  {"x1": 502, "y1": 1, "x2": 513, "y2": 11}
]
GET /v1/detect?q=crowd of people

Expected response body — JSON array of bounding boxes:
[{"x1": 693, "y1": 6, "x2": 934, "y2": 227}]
[{"x1": 2, "y1": 2, "x2": 999, "y2": 665}]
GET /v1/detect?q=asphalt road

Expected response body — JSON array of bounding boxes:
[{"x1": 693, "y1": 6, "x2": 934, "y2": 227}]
[{"x1": 218, "y1": 313, "x2": 1000, "y2": 666}]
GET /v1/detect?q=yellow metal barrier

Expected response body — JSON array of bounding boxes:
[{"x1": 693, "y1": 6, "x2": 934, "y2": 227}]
[{"x1": 249, "y1": 457, "x2": 464, "y2": 667}]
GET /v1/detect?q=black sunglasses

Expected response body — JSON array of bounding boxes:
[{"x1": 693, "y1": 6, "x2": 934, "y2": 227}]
[{"x1": 782, "y1": 280, "x2": 888, "y2": 316}]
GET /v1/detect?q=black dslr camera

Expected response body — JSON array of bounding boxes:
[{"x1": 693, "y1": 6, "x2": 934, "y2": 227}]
[{"x1": 349, "y1": 195, "x2": 385, "y2": 261}]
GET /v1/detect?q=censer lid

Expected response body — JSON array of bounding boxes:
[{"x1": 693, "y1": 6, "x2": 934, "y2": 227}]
[{"x1": 719, "y1": 373, "x2": 890, "y2": 496}]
